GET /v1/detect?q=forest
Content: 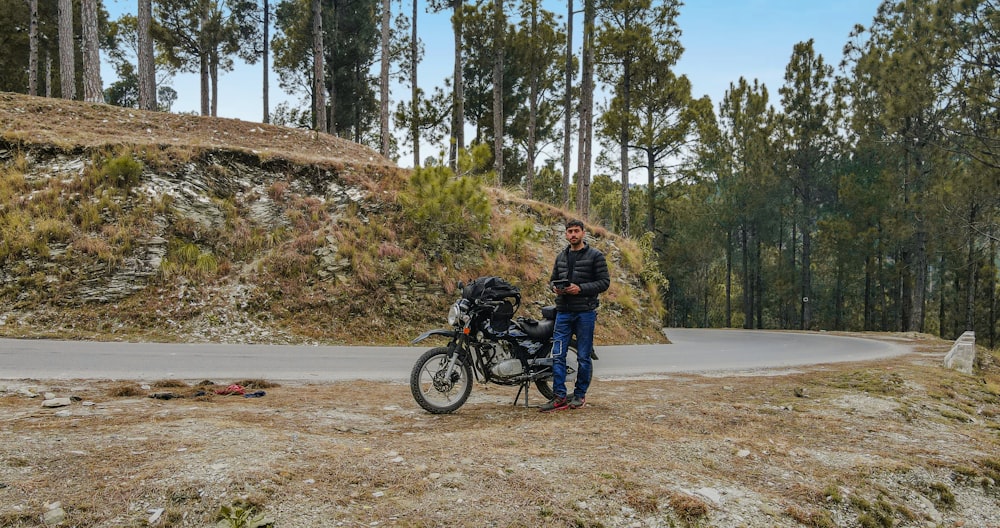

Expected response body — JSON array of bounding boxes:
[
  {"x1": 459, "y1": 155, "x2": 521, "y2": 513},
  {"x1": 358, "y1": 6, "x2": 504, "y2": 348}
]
[{"x1": 1, "y1": 0, "x2": 998, "y2": 347}]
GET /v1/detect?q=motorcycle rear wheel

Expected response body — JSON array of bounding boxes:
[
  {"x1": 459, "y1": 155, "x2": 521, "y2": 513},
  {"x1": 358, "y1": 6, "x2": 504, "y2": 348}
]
[
  {"x1": 410, "y1": 346, "x2": 473, "y2": 414},
  {"x1": 535, "y1": 344, "x2": 579, "y2": 400}
]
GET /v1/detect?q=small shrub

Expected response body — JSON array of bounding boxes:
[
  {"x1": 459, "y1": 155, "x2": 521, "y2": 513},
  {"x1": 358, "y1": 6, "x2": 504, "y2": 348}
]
[
  {"x1": 102, "y1": 152, "x2": 144, "y2": 189},
  {"x1": 625, "y1": 491, "x2": 659, "y2": 514},
  {"x1": 107, "y1": 382, "x2": 146, "y2": 397},
  {"x1": 34, "y1": 218, "x2": 73, "y2": 244},
  {"x1": 161, "y1": 239, "x2": 220, "y2": 280},
  {"x1": 75, "y1": 202, "x2": 103, "y2": 230},
  {"x1": 72, "y1": 234, "x2": 115, "y2": 262},
  {"x1": 152, "y1": 379, "x2": 189, "y2": 388},
  {"x1": 262, "y1": 246, "x2": 314, "y2": 279},
  {"x1": 399, "y1": 164, "x2": 490, "y2": 250},
  {"x1": 233, "y1": 379, "x2": 280, "y2": 389},
  {"x1": 267, "y1": 180, "x2": 289, "y2": 202},
  {"x1": 822, "y1": 483, "x2": 844, "y2": 503},
  {"x1": 786, "y1": 505, "x2": 836, "y2": 528},
  {"x1": 0, "y1": 209, "x2": 32, "y2": 263},
  {"x1": 496, "y1": 219, "x2": 543, "y2": 255},
  {"x1": 667, "y1": 492, "x2": 709, "y2": 523},
  {"x1": 215, "y1": 501, "x2": 272, "y2": 528},
  {"x1": 851, "y1": 496, "x2": 895, "y2": 528}
]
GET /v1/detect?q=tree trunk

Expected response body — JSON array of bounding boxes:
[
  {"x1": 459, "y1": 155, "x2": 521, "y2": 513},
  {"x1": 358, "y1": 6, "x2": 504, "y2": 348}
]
[
  {"x1": 800, "y1": 225, "x2": 812, "y2": 330},
  {"x1": 741, "y1": 225, "x2": 751, "y2": 329},
  {"x1": 379, "y1": 0, "x2": 391, "y2": 157},
  {"x1": 910, "y1": 228, "x2": 928, "y2": 332},
  {"x1": 450, "y1": 1, "x2": 465, "y2": 172},
  {"x1": 312, "y1": 0, "x2": 326, "y2": 132},
  {"x1": 864, "y1": 253, "x2": 874, "y2": 331},
  {"x1": 618, "y1": 28, "x2": 632, "y2": 237},
  {"x1": 755, "y1": 235, "x2": 763, "y2": 328},
  {"x1": 263, "y1": 0, "x2": 270, "y2": 123},
  {"x1": 138, "y1": 0, "x2": 156, "y2": 110},
  {"x1": 939, "y1": 254, "x2": 948, "y2": 338},
  {"x1": 327, "y1": 0, "x2": 340, "y2": 135},
  {"x1": 45, "y1": 52, "x2": 53, "y2": 97},
  {"x1": 646, "y1": 149, "x2": 656, "y2": 233},
  {"x1": 834, "y1": 262, "x2": 844, "y2": 330},
  {"x1": 492, "y1": 0, "x2": 504, "y2": 186},
  {"x1": 199, "y1": 4, "x2": 210, "y2": 116},
  {"x1": 965, "y1": 204, "x2": 978, "y2": 331},
  {"x1": 878, "y1": 227, "x2": 889, "y2": 330},
  {"x1": 58, "y1": 0, "x2": 75, "y2": 100},
  {"x1": 525, "y1": 1, "x2": 539, "y2": 198},
  {"x1": 790, "y1": 215, "x2": 798, "y2": 327},
  {"x1": 410, "y1": 0, "x2": 420, "y2": 167},
  {"x1": 990, "y1": 231, "x2": 997, "y2": 349},
  {"x1": 210, "y1": 52, "x2": 219, "y2": 116},
  {"x1": 29, "y1": 0, "x2": 38, "y2": 96},
  {"x1": 561, "y1": 0, "x2": 573, "y2": 208},
  {"x1": 576, "y1": 0, "x2": 594, "y2": 219},
  {"x1": 81, "y1": 0, "x2": 102, "y2": 103},
  {"x1": 725, "y1": 228, "x2": 733, "y2": 328}
]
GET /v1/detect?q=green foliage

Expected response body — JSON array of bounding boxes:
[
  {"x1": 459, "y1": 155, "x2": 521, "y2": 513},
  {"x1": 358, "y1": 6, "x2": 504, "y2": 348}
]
[
  {"x1": 636, "y1": 231, "x2": 667, "y2": 288},
  {"x1": 0, "y1": 209, "x2": 32, "y2": 264},
  {"x1": 456, "y1": 143, "x2": 495, "y2": 180},
  {"x1": 161, "y1": 239, "x2": 220, "y2": 281},
  {"x1": 399, "y1": 164, "x2": 491, "y2": 250},
  {"x1": 495, "y1": 219, "x2": 543, "y2": 255},
  {"x1": 851, "y1": 496, "x2": 896, "y2": 528},
  {"x1": 215, "y1": 501, "x2": 272, "y2": 528},
  {"x1": 90, "y1": 152, "x2": 144, "y2": 190},
  {"x1": 926, "y1": 482, "x2": 956, "y2": 508}
]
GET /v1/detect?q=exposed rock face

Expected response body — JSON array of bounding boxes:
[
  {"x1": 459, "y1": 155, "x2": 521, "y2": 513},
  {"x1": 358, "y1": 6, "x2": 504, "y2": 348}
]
[{"x1": 2, "y1": 146, "x2": 373, "y2": 305}]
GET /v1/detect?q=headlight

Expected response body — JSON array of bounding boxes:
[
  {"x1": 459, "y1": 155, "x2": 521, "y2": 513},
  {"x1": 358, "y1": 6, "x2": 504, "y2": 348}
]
[{"x1": 447, "y1": 300, "x2": 467, "y2": 326}]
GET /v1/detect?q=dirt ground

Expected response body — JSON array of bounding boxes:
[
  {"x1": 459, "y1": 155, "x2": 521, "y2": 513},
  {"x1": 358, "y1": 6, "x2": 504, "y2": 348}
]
[{"x1": 2, "y1": 335, "x2": 1000, "y2": 528}]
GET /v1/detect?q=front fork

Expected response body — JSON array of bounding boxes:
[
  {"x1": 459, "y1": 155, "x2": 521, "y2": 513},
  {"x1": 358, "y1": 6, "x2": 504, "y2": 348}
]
[{"x1": 441, "y1": 334, "x2": 472, "y2": 385}]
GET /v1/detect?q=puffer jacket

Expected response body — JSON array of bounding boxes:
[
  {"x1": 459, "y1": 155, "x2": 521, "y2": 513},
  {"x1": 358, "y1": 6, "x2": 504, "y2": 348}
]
[{"x1": 550, "y1": 243, "x2": 610, "y2": 312}]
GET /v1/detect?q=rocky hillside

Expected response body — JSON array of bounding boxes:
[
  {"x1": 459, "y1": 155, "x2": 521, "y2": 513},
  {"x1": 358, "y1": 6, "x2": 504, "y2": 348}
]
[{"x1": 0, "y1": 92, "x2": 666, "y2": 345}]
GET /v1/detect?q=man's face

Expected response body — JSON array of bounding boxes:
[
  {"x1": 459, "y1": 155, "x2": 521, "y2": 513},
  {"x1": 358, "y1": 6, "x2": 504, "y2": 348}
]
[{"x1": 565, "y1": 225, "x2": 585, "y2": 246}]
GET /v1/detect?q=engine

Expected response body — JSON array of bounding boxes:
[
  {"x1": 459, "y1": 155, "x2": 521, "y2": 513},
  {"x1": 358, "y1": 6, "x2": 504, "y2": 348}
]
[{"x1": 485, "y1": 341, "x2": 523, "y2": 378}]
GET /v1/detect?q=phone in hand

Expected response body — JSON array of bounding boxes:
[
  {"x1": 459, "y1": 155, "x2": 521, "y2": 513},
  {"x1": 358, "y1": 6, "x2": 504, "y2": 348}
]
[{"x1": 551, "y1": 279, "x2": 570, "y2": 291}]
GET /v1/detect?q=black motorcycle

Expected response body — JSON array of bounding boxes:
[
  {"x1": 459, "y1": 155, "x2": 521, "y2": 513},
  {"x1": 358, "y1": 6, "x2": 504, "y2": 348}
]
[{"x1": 409, "y1": 276, "x2": 590, "y2": 414}]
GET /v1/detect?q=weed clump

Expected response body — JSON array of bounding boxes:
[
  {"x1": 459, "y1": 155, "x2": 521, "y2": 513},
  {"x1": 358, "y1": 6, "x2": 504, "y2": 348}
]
[
  {"x1": 667, "y1": 492, "x2": 709, "y2": 525},
  {"x1": 107, "y1": 382, "x2": 146, "y2": 397}
]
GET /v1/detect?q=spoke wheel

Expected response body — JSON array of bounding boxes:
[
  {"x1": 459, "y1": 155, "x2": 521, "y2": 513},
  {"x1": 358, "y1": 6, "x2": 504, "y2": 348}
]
[{"x1": 410, "y1": 346, "x2": 473, "y2": 414}]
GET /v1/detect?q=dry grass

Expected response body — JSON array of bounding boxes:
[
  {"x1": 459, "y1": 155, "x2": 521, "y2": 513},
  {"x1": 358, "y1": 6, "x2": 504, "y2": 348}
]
[
  {"x1": 2, "y1": 340, "x2": 999, "y2": 527},
  {"x1": 0, "y1": 93, "x2": 393, "y2": 170}
]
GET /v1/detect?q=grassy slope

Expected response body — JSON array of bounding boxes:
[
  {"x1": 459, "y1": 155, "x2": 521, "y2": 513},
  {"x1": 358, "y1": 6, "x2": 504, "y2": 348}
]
[{"x1": 0, "y1": 92, "x2": 666, "y2": 345}]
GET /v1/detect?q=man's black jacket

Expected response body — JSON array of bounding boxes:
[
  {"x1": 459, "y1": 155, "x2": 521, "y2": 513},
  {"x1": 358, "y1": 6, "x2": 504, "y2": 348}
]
[{"x1": 550, "y1": 243, "x2": 610, "y2": 312}]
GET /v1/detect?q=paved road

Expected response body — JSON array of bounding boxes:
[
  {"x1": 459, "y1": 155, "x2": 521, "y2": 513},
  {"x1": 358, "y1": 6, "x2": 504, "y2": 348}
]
[{"x1": 0, "y1": 328, "x2": 910, "y2": 382}]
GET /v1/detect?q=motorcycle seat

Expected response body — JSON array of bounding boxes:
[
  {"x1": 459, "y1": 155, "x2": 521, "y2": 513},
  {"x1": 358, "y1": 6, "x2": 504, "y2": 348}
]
[{"x1": 517, "y1": 317, "x2": 554, "y2": 340}]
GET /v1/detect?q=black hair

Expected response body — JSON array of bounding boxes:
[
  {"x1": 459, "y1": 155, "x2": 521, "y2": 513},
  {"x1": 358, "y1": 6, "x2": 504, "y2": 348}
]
[{"x1": 566, "y1": 219, "x2": 585, "y2": 231}]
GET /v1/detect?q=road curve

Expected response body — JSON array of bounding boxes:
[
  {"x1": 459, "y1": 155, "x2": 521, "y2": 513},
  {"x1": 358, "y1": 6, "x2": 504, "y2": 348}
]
[{"x1": 0, "y1": 329, "x2": 910, "y2": 383}]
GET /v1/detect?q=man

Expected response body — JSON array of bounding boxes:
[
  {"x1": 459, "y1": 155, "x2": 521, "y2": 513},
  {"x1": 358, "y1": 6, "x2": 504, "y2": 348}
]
[{"x1": 540, "y1": 219, "x2": 610, "y2": 412}]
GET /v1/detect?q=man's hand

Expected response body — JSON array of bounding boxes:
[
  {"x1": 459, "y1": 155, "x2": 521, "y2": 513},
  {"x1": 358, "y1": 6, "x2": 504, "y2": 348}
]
[{"x1": 562, "y1": 283, "x2": 581, "y2": 295}]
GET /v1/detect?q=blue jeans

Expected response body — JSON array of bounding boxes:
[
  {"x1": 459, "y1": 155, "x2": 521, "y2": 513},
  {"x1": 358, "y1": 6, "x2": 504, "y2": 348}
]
[{"x1": 551, "y1": 310, "x2": 596, "y2": 399}]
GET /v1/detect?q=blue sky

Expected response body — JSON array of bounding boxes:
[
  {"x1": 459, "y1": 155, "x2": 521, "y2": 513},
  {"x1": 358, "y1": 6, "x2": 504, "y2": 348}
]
[{"x1": 102, "y1": 1, "x2": 880, "y2": 142}]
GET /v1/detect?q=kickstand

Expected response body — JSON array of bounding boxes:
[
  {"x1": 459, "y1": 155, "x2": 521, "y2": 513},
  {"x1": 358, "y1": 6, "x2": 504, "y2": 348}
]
[{"x1": 513, "y1": 380, "x2": 531, "y2": 408}]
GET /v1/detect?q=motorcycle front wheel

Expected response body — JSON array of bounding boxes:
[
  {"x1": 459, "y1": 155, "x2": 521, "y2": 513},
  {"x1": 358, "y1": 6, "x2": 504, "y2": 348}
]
[
  {"x1": 410, "y1": 346, "x2": 474, "y2": 414},
  {"x1": 535, "y1": 343, "x2": 579, "y2": 400}
]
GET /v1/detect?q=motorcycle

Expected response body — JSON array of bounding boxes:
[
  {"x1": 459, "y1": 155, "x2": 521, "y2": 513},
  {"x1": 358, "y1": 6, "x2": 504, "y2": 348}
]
[{"x1": 409, "y1": 276, "x2": 593, "y2": 414}]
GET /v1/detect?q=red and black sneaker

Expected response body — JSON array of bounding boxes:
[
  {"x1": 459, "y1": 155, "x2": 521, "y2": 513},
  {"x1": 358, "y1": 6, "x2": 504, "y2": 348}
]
[
  {"x1": 569, "y1": 395, "x2": 586, "y2": 409},
  {"x1": 539, "y1": 396, "x2": 568, "y2": 413}
]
